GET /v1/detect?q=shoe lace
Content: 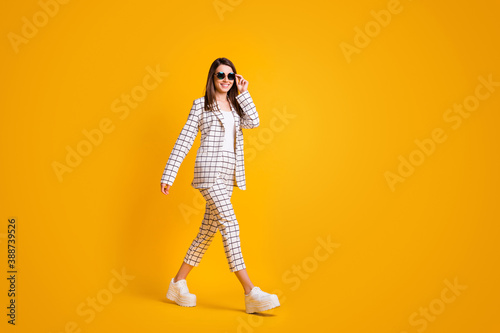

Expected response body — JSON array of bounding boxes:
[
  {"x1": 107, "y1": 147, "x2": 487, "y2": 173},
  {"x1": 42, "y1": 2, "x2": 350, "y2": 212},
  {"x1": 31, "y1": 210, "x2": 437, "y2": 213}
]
[
  {"x1": 179, "y1": 282, "x2": 190, "y2": 294},
  {"x1": 254, "y1": 288, "x2": 271, "y2": 299}
]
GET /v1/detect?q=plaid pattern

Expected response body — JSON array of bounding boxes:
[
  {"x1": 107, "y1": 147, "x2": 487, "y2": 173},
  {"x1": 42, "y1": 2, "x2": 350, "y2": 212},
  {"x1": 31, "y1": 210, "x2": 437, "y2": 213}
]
[
  {"x1": 161, "y1": 91, "x2": 259, "y2": 190},
  {"x1": 183, "y1": 151, "x2": 246, "y2": 272}
]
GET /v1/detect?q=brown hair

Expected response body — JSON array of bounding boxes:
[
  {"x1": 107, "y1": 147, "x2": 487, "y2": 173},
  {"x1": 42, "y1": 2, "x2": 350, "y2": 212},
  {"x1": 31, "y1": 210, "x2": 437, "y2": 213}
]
[{"x1": 203, "y1": 57, "x2": 244, "y2": 118}]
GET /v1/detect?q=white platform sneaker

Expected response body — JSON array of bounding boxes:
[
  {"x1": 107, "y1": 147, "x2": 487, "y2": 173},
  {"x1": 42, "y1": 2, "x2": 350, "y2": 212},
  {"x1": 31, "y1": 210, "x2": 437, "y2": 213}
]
[
  {"x1": 166, "y1": 278, "x2": 196, "y2": 307},
  {"x1": 244, "y1": 287, "x2": 280, "y2": 313}
]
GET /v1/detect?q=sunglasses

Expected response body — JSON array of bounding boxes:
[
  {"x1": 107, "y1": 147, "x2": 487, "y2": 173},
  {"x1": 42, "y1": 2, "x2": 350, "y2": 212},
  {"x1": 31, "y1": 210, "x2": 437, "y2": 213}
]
[{"x1": 214, "y1": 71, "x2": 235, "y2": 80}]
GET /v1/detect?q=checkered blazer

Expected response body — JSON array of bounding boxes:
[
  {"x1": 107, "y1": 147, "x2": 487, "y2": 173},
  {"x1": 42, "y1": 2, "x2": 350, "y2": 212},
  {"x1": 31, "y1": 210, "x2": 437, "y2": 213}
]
[{"x1": 161, "y1": 91, "x2": 260, "y2": 190}]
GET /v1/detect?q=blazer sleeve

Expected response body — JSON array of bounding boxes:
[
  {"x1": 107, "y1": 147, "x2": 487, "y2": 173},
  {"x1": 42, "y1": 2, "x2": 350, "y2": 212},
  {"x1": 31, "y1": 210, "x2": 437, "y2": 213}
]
[
  {"x1": 236, "y1": 91, "x2": 260, "y2": 129},
  {"x1": 160, "y1": 100, "x2": 200, "y2": 185}
]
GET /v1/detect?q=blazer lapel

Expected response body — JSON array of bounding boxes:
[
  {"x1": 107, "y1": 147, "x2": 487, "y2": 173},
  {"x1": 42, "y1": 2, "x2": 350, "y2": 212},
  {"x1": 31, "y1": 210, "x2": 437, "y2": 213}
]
[
  {"x1": 213, "y1": 101, "x2": 240, "y2": 130},
  {"x1": 231, "y1": 102, "x2": 240, "y2": 130},
  {"x1": 213, "y1": 108, "x2": 224, "y2": 127}
]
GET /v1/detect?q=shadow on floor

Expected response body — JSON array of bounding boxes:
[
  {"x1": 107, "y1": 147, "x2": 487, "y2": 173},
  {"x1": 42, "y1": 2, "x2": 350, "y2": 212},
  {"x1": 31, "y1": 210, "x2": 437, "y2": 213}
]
[{"x1": 159, "y1": 298, "x2": 278, "y2": 316}]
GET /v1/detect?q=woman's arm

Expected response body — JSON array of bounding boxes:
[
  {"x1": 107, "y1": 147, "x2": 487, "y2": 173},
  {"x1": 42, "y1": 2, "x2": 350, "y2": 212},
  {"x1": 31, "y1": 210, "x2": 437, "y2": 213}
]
[
  {"x1": 160, "y1": 100, "x2": 200, "y2": 186},
  {"x1": 236, "y1": 91, "x2": 260, "y2": 129}
]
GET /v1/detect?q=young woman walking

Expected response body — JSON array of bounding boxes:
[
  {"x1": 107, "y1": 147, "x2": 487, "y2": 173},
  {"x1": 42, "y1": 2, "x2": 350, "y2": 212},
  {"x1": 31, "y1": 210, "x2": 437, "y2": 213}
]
[{"x1": 160, "y1": 57, "x2": 280, "y2": 313}]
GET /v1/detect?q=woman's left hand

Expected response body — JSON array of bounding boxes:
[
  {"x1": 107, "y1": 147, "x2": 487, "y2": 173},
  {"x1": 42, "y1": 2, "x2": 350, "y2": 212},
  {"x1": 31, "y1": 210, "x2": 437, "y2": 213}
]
[{"x1": 235, "y1": 74, "x2": 249, "y2": 93}]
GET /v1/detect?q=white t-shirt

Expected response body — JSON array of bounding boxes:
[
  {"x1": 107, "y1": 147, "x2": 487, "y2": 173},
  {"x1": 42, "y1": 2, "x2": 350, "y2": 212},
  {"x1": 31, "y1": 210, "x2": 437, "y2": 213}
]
[{"x1": 220, "y1": 110, "x2": 236, "y2": 152}]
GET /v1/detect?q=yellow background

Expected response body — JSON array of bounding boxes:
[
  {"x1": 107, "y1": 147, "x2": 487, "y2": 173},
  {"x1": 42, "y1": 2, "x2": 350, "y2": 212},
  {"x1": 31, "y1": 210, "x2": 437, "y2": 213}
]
[{"x1": 1, "y1": 0, "x2": 499, "y2": 332}]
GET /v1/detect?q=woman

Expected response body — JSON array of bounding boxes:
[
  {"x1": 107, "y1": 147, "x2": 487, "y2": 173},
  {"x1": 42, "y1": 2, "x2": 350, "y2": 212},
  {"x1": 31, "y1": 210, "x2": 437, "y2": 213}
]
[{"x1": 160, "y1": 57, "x2": 280, "y2": 314}]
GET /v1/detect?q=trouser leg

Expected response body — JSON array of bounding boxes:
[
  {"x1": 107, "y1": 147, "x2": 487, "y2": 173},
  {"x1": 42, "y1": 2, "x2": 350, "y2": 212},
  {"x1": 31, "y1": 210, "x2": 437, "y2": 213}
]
[
  {"x1": 198, "y1": 178, "x2": 245, "y2": 272},
  {"x1": 183, "y1": 202, "x2": 218, "y2": 267},
  {"x1": 183, "y1": 151, "x2": 245, "y2": 272}
]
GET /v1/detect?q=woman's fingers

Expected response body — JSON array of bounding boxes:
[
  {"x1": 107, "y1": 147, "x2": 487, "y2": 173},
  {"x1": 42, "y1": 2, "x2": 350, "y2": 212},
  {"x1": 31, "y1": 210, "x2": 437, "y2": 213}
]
[
  {"x1": 234, "y1": 74, "x2": 248, "y2": 91},
  {"x1": 161, "y1": 183, "x2": 170, "y2": 195},
  {"x1": 235, "y1": 74, "x2": 244, "y2": 85}
]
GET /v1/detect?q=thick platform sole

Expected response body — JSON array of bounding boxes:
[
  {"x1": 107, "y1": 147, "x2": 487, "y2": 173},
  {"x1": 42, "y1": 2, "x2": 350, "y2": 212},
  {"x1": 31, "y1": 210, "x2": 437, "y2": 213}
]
[
  {"x1": 166, "y1": 288, "x2": 196, "y2": 307},
  {"x1": 245, "y1": 294, "x2": 280, "y2": 313}
]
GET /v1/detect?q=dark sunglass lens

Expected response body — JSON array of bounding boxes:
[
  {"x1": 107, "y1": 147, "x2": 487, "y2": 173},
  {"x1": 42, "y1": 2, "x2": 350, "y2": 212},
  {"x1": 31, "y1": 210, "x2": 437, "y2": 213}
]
[
  {"x1": 228, "y1": 73, "x2": 235, "y2": 80},
  {"x1": 216, "y1": 72, "x2": 225, "y2": 80}
]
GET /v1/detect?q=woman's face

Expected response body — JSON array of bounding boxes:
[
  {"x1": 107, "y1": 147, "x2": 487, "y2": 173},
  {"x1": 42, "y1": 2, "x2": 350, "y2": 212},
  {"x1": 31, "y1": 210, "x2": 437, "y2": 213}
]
[{"x1": 213, "y1": 64, "x2": 234, "y2": 94}]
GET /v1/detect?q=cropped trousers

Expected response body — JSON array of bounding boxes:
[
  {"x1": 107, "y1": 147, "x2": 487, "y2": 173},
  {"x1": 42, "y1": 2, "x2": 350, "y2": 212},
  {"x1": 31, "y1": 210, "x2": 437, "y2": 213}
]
[{"x1": 183, "y1": 150, "x2": 246, "y2": 272}]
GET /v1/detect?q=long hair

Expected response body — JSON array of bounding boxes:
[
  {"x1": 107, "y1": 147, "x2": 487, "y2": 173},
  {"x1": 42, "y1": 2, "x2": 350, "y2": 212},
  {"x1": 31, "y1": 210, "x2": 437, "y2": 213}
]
[{"x1": 203, "y1": 57, "x2": 244, "y2": 118}]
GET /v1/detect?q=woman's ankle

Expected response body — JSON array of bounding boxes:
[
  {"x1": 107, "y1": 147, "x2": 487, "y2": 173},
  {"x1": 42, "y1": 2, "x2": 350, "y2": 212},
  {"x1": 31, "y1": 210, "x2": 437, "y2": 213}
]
[
  {"x1": 244, "y1": 285, "x2": 255, "y2": 295},
  {"x1": 174, "y1": 276, "x2": 185, "y2": 283}
]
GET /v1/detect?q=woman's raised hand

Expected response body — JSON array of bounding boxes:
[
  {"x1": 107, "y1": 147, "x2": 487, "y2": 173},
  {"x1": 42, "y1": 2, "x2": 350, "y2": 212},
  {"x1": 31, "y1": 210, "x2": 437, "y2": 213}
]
[
  {"x1": 235, "y1": 74, "x2": 248, "y2": 93},
  {"x1": 161, "y1": 183, "x2": 171, "y2": 195}
]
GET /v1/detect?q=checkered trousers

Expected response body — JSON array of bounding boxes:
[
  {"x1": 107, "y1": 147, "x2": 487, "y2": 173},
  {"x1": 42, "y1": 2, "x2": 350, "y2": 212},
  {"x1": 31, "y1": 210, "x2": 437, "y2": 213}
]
[{"x1": 183, "y1": 151, "x2": 246, "y2": 272}]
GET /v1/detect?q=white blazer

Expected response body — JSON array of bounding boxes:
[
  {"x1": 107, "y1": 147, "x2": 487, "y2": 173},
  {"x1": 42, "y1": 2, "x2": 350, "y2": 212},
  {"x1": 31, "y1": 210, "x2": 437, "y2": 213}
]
[{"x1": 161, "y1": 91, "x2": 260, "y2": 190}]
